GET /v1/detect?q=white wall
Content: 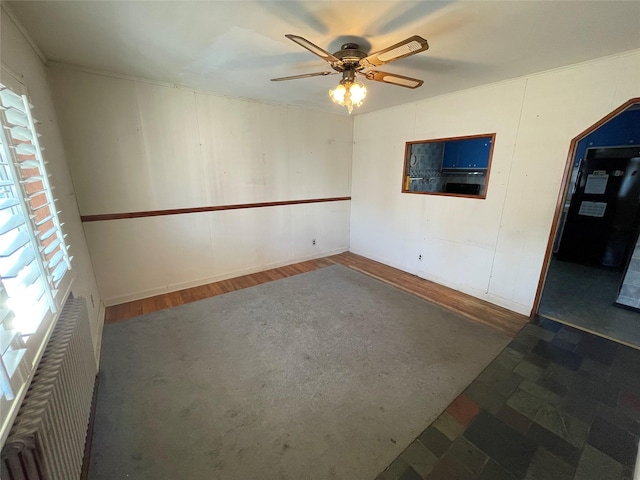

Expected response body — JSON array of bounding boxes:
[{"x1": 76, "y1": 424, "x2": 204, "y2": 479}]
[
  {"x1": 0, "y1": 10, "x2": 104, "y2": 357},
  {"x1": 47, "y1": 68, "x2": 353, "y2": 304},
  {"x1": 351, "y1": 50, "x2": 640, "y2": 315}
]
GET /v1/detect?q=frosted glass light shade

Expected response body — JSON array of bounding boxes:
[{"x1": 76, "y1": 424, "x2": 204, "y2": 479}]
[{"x1": 329, "y1": 80, "x2": 367, "y2": 114}]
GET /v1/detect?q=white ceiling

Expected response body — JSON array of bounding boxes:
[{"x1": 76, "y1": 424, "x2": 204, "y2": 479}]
[{"x1": 6, "y1": 1, "x2": 640, "y2": 115}]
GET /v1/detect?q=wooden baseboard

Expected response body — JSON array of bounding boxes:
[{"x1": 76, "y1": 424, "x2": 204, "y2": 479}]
[{"x1": 328, "y1": 252, "x2": 530, "y2": 338}]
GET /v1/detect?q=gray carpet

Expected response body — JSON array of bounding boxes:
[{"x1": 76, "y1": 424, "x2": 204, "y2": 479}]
[{"x1": 88, "y1": 265, "x2": 510, "y2": 480}]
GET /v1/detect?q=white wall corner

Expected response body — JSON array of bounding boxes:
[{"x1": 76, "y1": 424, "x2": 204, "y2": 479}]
[{"x1": 1, "y1": 3, "x2": 47, "y2": 64}]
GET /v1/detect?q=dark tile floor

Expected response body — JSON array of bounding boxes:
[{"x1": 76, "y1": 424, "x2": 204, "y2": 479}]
[{"x1": 376, "y1": 317, "x2": 640, "y2": 480}]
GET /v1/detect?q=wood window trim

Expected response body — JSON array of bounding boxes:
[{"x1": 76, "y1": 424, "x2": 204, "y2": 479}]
[{"x1": 401, "y1": 133, "x2": 496, "y2": 199}]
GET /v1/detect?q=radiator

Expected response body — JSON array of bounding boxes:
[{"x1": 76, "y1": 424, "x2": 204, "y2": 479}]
[{"x1": 1, "y1": 297, "x2": 97, "y2": 480}]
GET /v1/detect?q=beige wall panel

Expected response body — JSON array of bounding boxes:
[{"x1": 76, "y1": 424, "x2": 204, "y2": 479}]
[
  {"x1": 258, "y1": 104, "x2": 292, "y2": 202},
  {"x1": 421, "y1": 237, "x2": 495, "y2": 295},
  {"x1": 49, "y1": 69, "x2": 353, "y2": 303},
  {"x1": 351, "y1": 50, "x2": 640, "y2": 315},
  {"x1": 351, "y1": 80, "x2": 524, "y2": 306},
  {"x1": 84, "y1": 212, "x2": 222, "y2": 303},
  {"x1": 290, "y1": 201, "x2": 351, "y2": 260},
  {"x1": 195, "y1": 94, "x2": 266, "y2": 205},
  {"x1": 286, "y1": 108, "x2": 353, "y2": 200},
  {"x1": 48, "y1": 69, "x2": 152, "y2": 215},
  {"x1": 83, "y1": 201, "x2": 350, "y2": 305},
  {"x1": 488, "y1": 52, "x2": 640, "y2": 310},
  {"x1": 350, "y1": 103, "x2": 415, "y2": 269},
  {"x1": 135, "y1": 83, "x2": 207, "y2": 209},
  {"x1": 255, "y1": 206, "x2": 294, "y2": 267}
]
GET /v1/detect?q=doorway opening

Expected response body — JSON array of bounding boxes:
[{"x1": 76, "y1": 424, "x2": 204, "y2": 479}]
[{"x1": 535, "y1": 98, "x2": 640, "y2": 348}]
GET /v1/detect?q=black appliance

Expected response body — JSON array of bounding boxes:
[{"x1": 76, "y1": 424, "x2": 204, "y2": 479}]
[
  {"x1": 557, "y1": 146, "x2": 640, "y2": 269},
  {"x1": 444, "y1": 183, "x2": 481, "y2": 195}
]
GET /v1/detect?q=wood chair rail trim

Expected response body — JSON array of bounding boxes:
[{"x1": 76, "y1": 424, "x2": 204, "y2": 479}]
[{"x1": 80, "y1": 197, "x2": 351, "y2": 222}]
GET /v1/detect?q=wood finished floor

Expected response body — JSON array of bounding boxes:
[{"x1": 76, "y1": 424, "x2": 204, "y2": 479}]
[{"x1": 105, "y1": 252, "x2": 529, "y2": 337}]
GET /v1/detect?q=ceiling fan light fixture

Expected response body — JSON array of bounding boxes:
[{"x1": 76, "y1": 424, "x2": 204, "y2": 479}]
[
  {"x1": 274, "y1": 34, "x2": 428, "y2": 112},
  {"x1": 329, "y1": 79, "x2": 367, "y2": 114},
  {"x1": 329, "y1": 83, "x2": 347, "y2": 103},
  {"x1": 349, "y1": 82, "x2": 367, "y2": 104}
]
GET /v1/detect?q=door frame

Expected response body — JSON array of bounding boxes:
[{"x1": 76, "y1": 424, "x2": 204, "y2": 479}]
[{"x1": 531, "y1": 97, "x2": 640, "y2": 316}]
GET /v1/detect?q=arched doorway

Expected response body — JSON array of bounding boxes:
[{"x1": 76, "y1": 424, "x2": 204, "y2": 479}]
[{"x1": 534, "y1": 98, "x2": 640, "y2": 348}]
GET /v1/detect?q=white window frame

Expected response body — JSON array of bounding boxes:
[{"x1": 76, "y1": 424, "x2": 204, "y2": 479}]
[{"x1": 0, "y1": 72, "x2": 73, "y2": 447}]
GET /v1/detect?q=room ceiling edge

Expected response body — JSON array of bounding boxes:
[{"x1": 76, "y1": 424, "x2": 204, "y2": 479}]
[
  {"x1": 1, "y1": 2, "x2": 47, "y2": 64},
  {"x1": 45, "y1": 60, "x2": 356, "y2": 117}
]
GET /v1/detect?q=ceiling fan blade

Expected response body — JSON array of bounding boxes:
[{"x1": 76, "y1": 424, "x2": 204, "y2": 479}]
[
  {"x1": 361, "y1": 35, "x2": 429, "y2": 67},
  {"x1": 285, "y1": 34, "x2": 340, "y2": 63},
  {"x1": 364, "y1": 71, "x2": 424, "y2": 89},
  {"x1": 271, "y1": 71, "x2": 337, "y2": 82}
]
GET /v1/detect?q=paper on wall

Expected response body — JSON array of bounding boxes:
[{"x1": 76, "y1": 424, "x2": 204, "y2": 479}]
[
  {"x1": 578, "y1": 201, "x2": 607, "y2": 218},
  {"x1": 584, "y1": 173, "x2": 609, "y2": 194}
]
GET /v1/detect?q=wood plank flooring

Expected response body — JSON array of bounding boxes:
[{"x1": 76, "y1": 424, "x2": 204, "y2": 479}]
[
  {"x1": 104, "y1": 257, "x2": 334, "y2": 323},
  {"x1": 105, "y1": 252, "x2": 529, "y2": 337}
]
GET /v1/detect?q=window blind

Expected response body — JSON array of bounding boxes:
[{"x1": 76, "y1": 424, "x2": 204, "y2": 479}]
[{"x1": 0, "y1": 83, "x2": 72, "y2": 402}]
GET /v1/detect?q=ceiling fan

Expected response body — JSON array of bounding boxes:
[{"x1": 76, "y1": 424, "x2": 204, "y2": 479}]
[{"x1": 271, "y1": 34, "x2": 429, "y2": 113}]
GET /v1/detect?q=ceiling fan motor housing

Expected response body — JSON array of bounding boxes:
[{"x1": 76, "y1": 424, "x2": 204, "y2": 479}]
[{"x1": 333, "y1": 44, "x2": 367, "y2": 73}]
